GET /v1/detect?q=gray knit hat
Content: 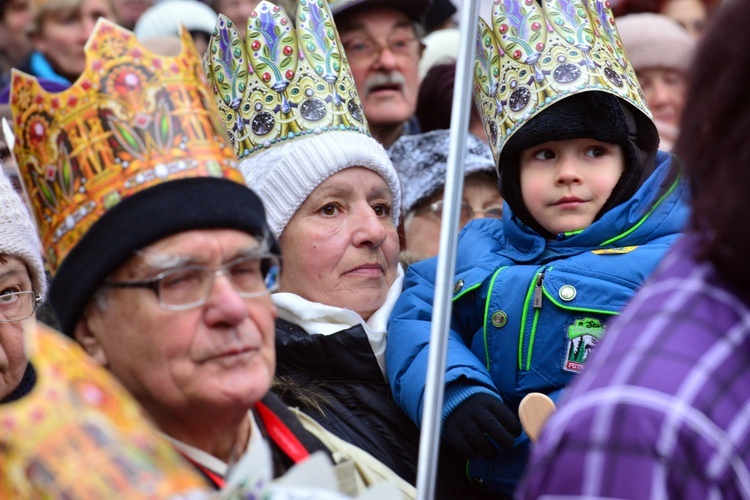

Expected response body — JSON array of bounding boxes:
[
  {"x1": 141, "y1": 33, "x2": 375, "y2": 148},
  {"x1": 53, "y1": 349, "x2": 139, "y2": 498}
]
[
  {"x1": 388, "y1": 130, "x2": 496, "y2": 214},
  {"x1": 0, "y1": 165, "x2": 46, "y2": 297},
  {"x1": 617, "y1": 13, "x2": 695, "y2": 73},
  {"x1": 240, "y1": 131, "x2": 402, "y2": 240}
]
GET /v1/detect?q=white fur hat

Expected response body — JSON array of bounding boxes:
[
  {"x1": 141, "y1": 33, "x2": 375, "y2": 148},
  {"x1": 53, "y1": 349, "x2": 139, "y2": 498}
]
[
  {"x1": 240, "y1": 131, "x2": 402, "y2": 240},
  {"x1": 617, "y1": 13, "x2": 695, "y2": 73},
  {"x1": 134, "y1": 0, "x2": 218, "y2": 40},
  {"x1": 0, "y1": 166, "x2": 46, "y2": 297}
]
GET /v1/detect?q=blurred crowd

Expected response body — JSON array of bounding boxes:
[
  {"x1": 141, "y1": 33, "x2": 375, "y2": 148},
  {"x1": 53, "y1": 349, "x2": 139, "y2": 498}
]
[{"x1": 0, "y1": 0, "x2": 746, "y2": 498}]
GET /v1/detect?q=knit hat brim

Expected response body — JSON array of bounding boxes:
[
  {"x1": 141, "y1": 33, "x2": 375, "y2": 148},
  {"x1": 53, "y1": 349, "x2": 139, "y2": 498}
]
[
  {"x1": 0, "y1": 168, "x2": 46, "y2": 296},
  {"x1": 50, "y1": 178, "x2": 277, "y2": 336},
  {"x1": 240, "y1": 131, "x2": 401, "y2": 240}
]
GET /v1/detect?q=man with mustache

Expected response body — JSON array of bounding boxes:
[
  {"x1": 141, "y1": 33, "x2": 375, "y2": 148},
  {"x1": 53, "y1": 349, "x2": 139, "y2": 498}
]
[{"x1": 331, "y1": 0, "x2": 429, "y2": 148}]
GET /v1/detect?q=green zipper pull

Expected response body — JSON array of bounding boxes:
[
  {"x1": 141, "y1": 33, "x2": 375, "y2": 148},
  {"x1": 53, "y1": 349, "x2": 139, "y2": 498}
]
[{"x1": 533, "y1": 270, "x2": 545, "y2": 309}]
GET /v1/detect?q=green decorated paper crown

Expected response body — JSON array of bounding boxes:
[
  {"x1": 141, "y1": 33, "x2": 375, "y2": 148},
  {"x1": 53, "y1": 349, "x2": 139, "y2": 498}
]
[
  {"x1": 204, "y1": 0, "x2": 368, "y2": 159},
  {"x1": 474, "y1": 0, "x2": 653, "y2": 167}
]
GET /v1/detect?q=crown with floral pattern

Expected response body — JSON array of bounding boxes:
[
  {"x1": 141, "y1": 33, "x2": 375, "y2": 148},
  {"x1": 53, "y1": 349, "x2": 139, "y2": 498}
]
[
  {"x1": 474, "y1": 0, "x2": 653, "y2": 166},
  {"x1": 204, "y1": 0, "x2": 368, "y2": 159},
  {"x1": 10, "y1": 19, "x2": 243, "y2": 274}
]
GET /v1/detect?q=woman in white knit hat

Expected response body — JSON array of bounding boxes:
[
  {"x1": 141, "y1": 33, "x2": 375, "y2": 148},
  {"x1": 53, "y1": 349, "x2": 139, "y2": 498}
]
[
  {"x1": 617, "y1": 12, "x2": 696, "y2": 150},
  {"x1": 0, "y1": 165, "x2": 46, "y2": 403},
  {"x1": 204, "y1": 1, "x2": 487, "y2": 496}
]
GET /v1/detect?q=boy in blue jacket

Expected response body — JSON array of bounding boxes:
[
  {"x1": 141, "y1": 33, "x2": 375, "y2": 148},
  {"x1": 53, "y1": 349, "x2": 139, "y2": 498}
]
[{"x1": 385, "y1": 0, "x2": 690, "y2": 496}]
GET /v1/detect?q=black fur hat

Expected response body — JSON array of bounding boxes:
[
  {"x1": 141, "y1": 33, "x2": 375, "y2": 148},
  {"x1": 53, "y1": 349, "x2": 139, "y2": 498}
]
[{"x1": 499, "y1": 91, "x2": 659, "y2": 238}]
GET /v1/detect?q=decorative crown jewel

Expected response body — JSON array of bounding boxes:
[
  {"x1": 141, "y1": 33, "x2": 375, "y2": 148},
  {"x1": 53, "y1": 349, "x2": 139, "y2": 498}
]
[
  {"x1": 474, "y1": 0, "x2": 653, "y2": 166},
  {"x1": 10, "y1": 19, "x2": 243, "y2": 274},
  {"x1": 204, "y1": 0, "x2": 369, "y2": 159}
]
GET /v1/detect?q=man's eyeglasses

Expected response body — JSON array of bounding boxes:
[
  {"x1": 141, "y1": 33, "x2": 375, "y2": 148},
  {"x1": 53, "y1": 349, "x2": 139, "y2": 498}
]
[
  {"x1": 416, "y1": 200, "x2": 504, "y2": 225},
  {"x1": 342, "y1": 35, "x2": 424, "y2": 67},
  {"x1": 0, "y1": 290, "x2": 42, "y2": 323},
  {"x1": 104, "y1": 254, "x2": 281, "y2": 311}
]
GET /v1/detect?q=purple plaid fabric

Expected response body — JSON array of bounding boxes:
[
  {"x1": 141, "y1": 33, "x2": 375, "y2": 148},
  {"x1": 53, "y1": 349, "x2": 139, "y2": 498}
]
[{"x1": 517, "y1": 235, "x2": 750, "y2": 499}]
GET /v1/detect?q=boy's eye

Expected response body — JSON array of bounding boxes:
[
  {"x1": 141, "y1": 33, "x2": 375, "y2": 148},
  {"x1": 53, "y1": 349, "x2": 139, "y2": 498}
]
[
  {"x1": 533, "y1": 149, "x2": 555, "y2": 160},
  {"x1": 585, "y1": 146, "x2": 606, "y2": 158}
]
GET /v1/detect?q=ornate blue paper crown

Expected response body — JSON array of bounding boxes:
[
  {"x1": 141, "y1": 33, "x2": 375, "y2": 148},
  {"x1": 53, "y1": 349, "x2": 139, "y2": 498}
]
[
  {"x1": 204, "y1": 0, "x2": 369, "y2": 159},
  {"x1": 474, "y1": 0, "x2": 653, "y2": 167}
]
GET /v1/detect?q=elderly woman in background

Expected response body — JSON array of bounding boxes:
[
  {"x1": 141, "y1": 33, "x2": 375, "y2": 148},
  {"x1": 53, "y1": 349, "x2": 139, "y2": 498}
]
[
  {"x1": 0, "y1": 166, "x2": 46, "y2": 404},
  {"x1": 205, "y1": 0, "x2": 420, "y2": 487},
  {"x1": 389, "y1": 129, "x2": 502, "y2": 262},
  {"x1": 617, "y1": 13, "x2": 695, "y2": 151},
  {"x1": 28, "y1": 0, "x2": 115, "y2": 84}
]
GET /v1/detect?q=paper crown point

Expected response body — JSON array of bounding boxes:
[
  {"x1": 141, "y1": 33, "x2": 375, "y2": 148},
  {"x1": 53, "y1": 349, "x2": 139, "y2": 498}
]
[
  {"x1": 474, "y1": 0, "x2": 653, "y2": 167},
  {"x1": 11, "y1": 19, "x2": 244, "y2": 274},
  {"x1": 204, "y1": 0, "x2": 370, "y2": 159}
]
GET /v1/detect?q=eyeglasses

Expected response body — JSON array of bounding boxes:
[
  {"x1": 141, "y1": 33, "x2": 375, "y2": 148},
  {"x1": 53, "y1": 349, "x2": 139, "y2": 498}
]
[
  {"x1": 342, "y1": 35, "x2": 424, "y2": 67},
  {"x1": 416, "y1": 200, "x2": 504, "y2": 225},
  {"x1": 0, "y1": 290, "x2": 42, "y2": 323},
  {"x1": 104, "y1": 254, "x2": 281, "y2": 311}
]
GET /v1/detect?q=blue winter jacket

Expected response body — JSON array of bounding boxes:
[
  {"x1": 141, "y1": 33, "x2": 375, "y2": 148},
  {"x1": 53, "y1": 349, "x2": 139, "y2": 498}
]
[{"x1": 386, "y1": 151, "x2": 690, "y2": 495}]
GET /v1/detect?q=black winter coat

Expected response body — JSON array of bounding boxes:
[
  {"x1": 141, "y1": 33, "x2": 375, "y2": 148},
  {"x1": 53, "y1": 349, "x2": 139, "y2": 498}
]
[{"x1": 273, "y1": 318, "x2": 420, "y2": 484}]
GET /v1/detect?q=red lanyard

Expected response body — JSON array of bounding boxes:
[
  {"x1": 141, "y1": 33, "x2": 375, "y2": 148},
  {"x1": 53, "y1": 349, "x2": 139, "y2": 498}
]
[
  {"x1": 179, "y1": 453, "x2": 225, "y2": 489},
  {"x1": 255, "y1": 401, "x2": 310, "y2": 464},
  {"x1": 178, "y1": 403, "x2": 309, "y2": 489}
]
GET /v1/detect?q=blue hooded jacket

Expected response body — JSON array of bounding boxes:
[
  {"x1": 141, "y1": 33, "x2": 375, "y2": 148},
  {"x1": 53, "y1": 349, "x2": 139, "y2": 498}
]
[{"x1": 386, "y1": 151, "x2": 690, "y2": 495}]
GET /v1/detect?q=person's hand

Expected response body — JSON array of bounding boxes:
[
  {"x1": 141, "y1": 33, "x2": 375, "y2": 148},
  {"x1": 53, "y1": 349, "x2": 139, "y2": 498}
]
[{"x1": 442, "y1": 393, "x2": 522, "y2": 461}]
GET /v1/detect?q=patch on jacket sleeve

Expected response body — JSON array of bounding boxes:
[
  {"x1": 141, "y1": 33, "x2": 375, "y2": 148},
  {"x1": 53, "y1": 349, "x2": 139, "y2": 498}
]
[{"x1": 563, "y1": 317, "x2": 605, "y2": 373}]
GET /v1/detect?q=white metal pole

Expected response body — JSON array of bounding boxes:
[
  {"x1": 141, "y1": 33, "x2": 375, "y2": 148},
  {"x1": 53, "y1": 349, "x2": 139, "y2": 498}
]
[{"x1": 415, "y1": 1, "x2": 480, "y2": 498}]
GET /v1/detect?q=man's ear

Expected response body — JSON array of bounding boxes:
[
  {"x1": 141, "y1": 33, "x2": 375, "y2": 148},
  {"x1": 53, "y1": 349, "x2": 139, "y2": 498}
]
[{"x1": 73, "y1": 307, "x2": 109, "y2": 367}]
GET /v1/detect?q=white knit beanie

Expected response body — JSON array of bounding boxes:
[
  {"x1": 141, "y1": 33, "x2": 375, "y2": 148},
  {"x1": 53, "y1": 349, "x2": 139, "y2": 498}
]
[
  {"x1": 240, "y1": 131, "x2": 402, "y2": 240},
  {"x1": 616, "y1": 13, "x2": 695, "y2": 73},
  {"x1": 0, "y1": 165, "x2": 46, "y2": 297}
]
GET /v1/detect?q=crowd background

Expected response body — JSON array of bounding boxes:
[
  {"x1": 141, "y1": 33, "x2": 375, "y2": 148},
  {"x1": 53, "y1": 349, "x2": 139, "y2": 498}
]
[{"x1": 0, "y1": 0, "x2": 738, "y2": 498}]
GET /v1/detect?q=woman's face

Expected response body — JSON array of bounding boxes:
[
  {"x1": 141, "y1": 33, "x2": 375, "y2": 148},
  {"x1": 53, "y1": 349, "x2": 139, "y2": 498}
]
[
  {"x1": 0, "y1": 256, "x2": 34, "y2": 401},
  {"x1": 404, "y1": 171, "x2": 503, "y2": 260},
  {"x1": 33, "y1": 0, "x2": 114, "y2": 82},
  {"x1": 661, "y1": 0, "x2": 707, "y2": 40},
  {"x1": 637, "y1": 67, "x2": 688, "y2": 127},
  {"x1": 278, "y1": 167, "x2": 400, "y2": 321}
]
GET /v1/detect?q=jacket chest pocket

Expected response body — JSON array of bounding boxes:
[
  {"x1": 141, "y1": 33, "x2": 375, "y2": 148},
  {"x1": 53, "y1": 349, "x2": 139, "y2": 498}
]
[{"x1": 487, "y1": 267, "x2": 639, "y2": 396}]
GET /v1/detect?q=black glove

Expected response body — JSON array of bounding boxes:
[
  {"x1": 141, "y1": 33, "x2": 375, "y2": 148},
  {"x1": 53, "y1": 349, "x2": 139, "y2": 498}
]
[{"x1": 443, "y1": 393, "x2": 522, "y2": 461}]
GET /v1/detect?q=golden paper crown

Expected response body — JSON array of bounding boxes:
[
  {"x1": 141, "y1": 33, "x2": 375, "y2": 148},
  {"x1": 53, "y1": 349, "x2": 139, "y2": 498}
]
[
  {"x1": 0, "y1": 323, "x2": 208, "y2": 497},
  {"x1": 11, "y1": 19, "x2": 243, "y2": 273},
  {"x1": 473, "y1": 0, "x2": 653, "y2": 166},
  {"x1": 204, "y1": 0, "x2": 369, "y2": 159}
]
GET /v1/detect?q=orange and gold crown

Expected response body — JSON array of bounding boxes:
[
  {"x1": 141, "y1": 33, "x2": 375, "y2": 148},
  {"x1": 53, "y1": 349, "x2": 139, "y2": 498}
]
[{"x1": 11, "y1": 19, "x2": 243, "y2": 273}]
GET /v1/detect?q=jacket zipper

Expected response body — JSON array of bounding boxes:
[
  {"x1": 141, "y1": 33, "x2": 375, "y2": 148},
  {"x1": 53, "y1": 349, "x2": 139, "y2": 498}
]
[
  {"x1": 519, "y1": 267, "x2": 546, "y2": 370},
  {"x1": 533, "y1": 269, "x2": 546, "y2": 309}
]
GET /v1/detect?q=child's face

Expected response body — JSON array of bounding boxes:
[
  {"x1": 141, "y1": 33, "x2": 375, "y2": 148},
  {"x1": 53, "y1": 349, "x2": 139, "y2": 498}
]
[{"x1": 520, "y1": 138, "x2": 624, "y2": 235}]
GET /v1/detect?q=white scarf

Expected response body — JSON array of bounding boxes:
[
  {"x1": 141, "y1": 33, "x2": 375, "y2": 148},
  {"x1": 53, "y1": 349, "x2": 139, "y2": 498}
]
[{"x1": 273, "y1": 265, "x2": 405, "y2": 380}]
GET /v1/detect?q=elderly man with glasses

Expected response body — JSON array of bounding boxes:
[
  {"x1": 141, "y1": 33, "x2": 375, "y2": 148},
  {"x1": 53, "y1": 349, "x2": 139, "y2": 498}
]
[
  {"x1": 9, "y1": 19, "x2": 412, "y2": 495},
  {"x1": 330, "y1": 0, "x2": 430, "y2": 148}
]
